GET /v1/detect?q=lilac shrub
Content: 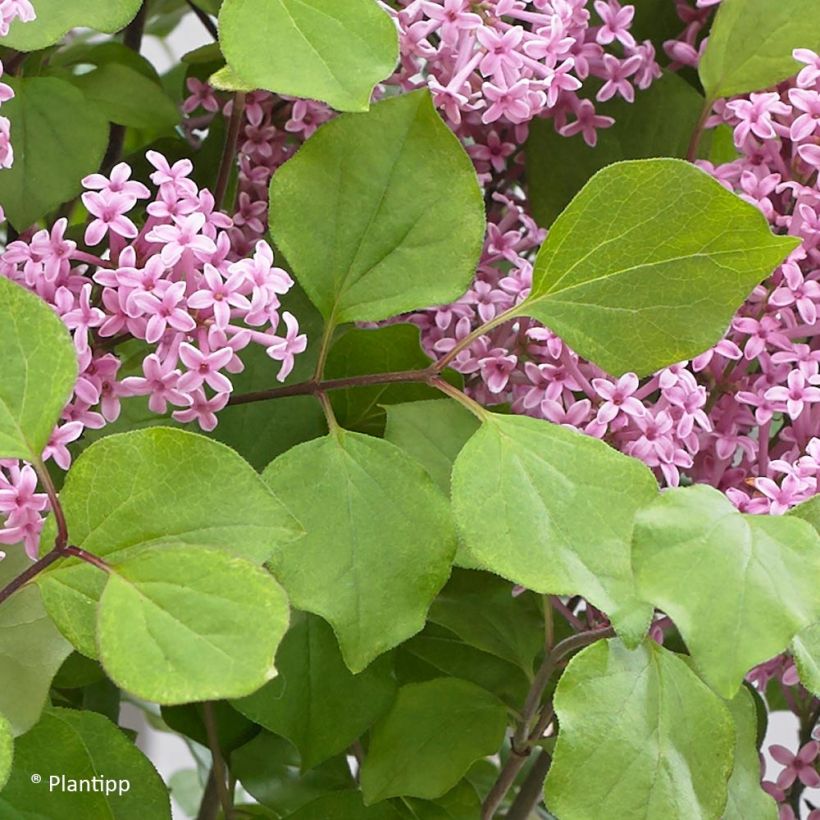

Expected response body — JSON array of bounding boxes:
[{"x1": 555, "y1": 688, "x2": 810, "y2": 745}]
[{"x1": 0, "y1": 1, "x2": 817, "y2": 819}]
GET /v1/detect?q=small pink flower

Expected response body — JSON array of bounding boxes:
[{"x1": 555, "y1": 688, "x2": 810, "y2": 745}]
[
  {"x1": 172, "y1": 388, "x2": 229, "y2": 432},
  {"x1": 178, "y1": 343, "x2": 234, "y2": 393},
  {"x1": 770, "y1": 741, "x2": 820, "y2": 789},
  {"x1": 81, "y1": 191, "x2": 138, "y2": 246},
  {"x1": 593, "y1": 373, "x2": 644, "y2": 423},
  {"x1": 266, "y1": 312, "x2": 307, "y2": 382}
]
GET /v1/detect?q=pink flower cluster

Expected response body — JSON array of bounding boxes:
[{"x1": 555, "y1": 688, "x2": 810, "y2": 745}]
[
  {"x1": 0, "y1": 151, "x2": 306, "y2": 556},
  {"x1": 392, "y1": 0, "x2": 660, "y2": 186}
]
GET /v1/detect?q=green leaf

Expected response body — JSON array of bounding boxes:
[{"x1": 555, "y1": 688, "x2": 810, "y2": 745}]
[
  {"x1": 427, "y1": 569, "x2": 544, "y2": 674},
  {"x1": 218, "y1": 0, "x2": 398, "y2": 112},
  {"x1": 633, "y1": 484, "x2": 820, "y2": 698},
  {"x1": 233, "y1": 612, "x2": 397, "y2": 769},
  {"x1": 0, "y1": 276, "x2": 78, "y2": 461},
  {"x1": 792, "y1": 623, "x2": 820, "y2": 697},
  {"x1": 0, "y1": 549, "x2": 72, "y2": 736},
  {"x1": 451, "y1": 414, "x2": 657, "y2": 644},
  {"x1": 790, "y1": 494, "x2": 820, "y2": 533},
  {"x1": 0, "y1": 714, "x2": 11, "y2": 791},
  {"x1": 0, "y1": 77, "x2": 109, "y2": 229},
  {"x1": 724, "y1": 686, "x2": 777, "y2": 820},
  {"x1": 161, "y1": 701, "x2": 257, "y2": 753},
  {"x1": 269, "y1": 90, "x2": 485, "y2": 324},
  {"x1": 384, "y1": 399, "x2": 480, "y2": 495},
  {"x1": 97, "y1": 546, "x2": 290, "y2": 704},
  {"x1": 326, "y1": 325, "x2": 448, "y2": 436},
  {"x1": 396, "y1": 625, "x2": 531, "y2": 709},
  {"x1": 38, "y1": 427, "x2": 300, "y2": 658},
  {"x1": 629, "y1": 0, "x2": 686, "y2": 48},
  {"x1": 263, "y1": 430, "x2": 457, "y2": 672},
  {"x1": 400, "y1": 781, "x2": 482, "y2": 820},
  {"x1": 361, "y1": 678, "x2": 508, "y2": 803},
  {"x1": 286, "y1": 791, "x2": 405, "y2": 820},
  {"x1": 71, "y1": 63, "x2": 180, "y2": 130},
  {"x1": 516, "y1": 159, "x2": 799, "y2": 376},
  {"x1": 232, "y1": 732, "x2": 353, "y2": 815},
  {"x1": 527, "y1": 72, "x2": 707, "y2": 226},
  {"x1": 0, "y1": 708, "x2": 170, "y2": 818},
  {"x1": 699, "y1": 0, "x2": 820, "y2": 99},
  {"x1": 545, "y1": 639, "x2": 734, "y2": 819},
  {"x1": 1, "y1": 0, "x2": 142, "y2": 50}
]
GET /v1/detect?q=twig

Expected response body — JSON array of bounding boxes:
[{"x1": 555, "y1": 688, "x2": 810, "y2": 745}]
[
  {"x1": 185, "y1": 0, "x2": 219, "y2": 40},
  {"x1": 481, "y1": 626, "x2": 614, "y2": 818},
  {"x1": 214, "y1": 92, "x2": 246, "y2": 211},
  {"x1": 195, "y1": 770, "x2": 221, "y2": 820},
  {"x1": 202, "y1": 702, "x2": 233, "y2": 820},
  {"x1": 227, "y1": 367, "x2": 435, "y2": 406},
  {"x1": 506, "y1": 750, "x2": 552, "y2": 820}
]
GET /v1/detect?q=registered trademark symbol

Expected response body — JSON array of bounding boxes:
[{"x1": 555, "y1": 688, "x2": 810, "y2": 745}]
[{"x1": 30, "y1": 773, "x2": 41, "y2": 784}]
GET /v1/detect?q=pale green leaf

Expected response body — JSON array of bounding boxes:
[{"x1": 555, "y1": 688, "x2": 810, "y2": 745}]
[
  {"x1": 269, "y1": 90, "x2": 485, "y2": 324},
  {"x1": 545, "y1": 639, "x2": 734, "y2": 819},
  {"x1": 0, "y1": 714, "x2": 11, "y2": 792},
  {"x1": 39, "y1": 427, "x2": 300, "y2": 658},
  {"x1": 0, "y1": 276, "x2": 77, "y2": 462},
  {"x1": 361, "y1": 678, "x2": 507, "y2": 803},
  {"x1": 792, "y1": 623, "x2": 820, "y2": 697},
  {"x1": 724, "y1": 686, "x2": 777, "y2": 820},
  {"x1": 451, "y1": 413, "x2": 657, "y2": 645},
  {"x1": 97, "y1": 546, "x2": 290, "y2": 704},
  {"x1": 263, "y1": 429, "x2": 457, "y2": 672},
  {"x1": 0, "y1": 77, "x2": 109, "y2": 229},
  {"x1": 0, "y1": 708, "x2": 170, "y2": 818},
  {"x1": 219, "y1": 0, "x2": 398, "y2": 112},
  {"x1": 527, "y1": 72, "x2": 707, "y2": 226},
  {"x1": 71, "y1": 63, "x2": 180, "y2": 130},
  {"x1": 233, "y1": 612, "x2": 397, "y2": 769},
  {"x1": 0, "y1": 549, "x2": 72, "y2": 736},
  {"x1": 516, "y1": 159, "x2": 799, "y2": 376},
  {"x1": 1, "y1": 0, "x2": 142, "y2": 50},
  {"x1": 699, "y1": 0, "x2": 820, "y2": 99},
  {"x1": 209, "y1": 64, "x2": 256, "y2": 93},
  {"x1": 384, "y1": 399, "x2": 480, "y2": 495},
  {"x1": 633, "y1": 484, "x2": 820, "y2": 698}
]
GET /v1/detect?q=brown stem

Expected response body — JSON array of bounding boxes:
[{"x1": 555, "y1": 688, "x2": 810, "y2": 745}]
[
  {"x1": 35, "y1": 461, "x2": 68, "y2": 551},
  {"x1": 214, "y1": 92, "x2": 246, "y2": 211},
  {"x1": 226, "y1": 367, "x2": 435, "y2": 406},
  {"x1": 63, "y1": 546, "x2": 111, "y2": 573},
  {"x1": 195, "y1": 770, "x2": 221, "y2": 820},
  {"x1": 185, "y1": 0, "x2": 219, "y2": 40},
  {"x1": 506, "y1": 750, "x2": 552, "y2": 820},
  {"x1": 686, "y1": 98, "x2": 714, "y2": 163},
  {"x1": 482, "y1": 626, "x2": 614, "y2": 818},
  {"x1": 481, "y1": 748, "x2": 530, "y2": 820},
  {"x1": 202, "y1": 702, "x2": 233, "y2": 820},
  {"x1": 0, "y1": 549, "x2": 64, "y2": 606}
]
